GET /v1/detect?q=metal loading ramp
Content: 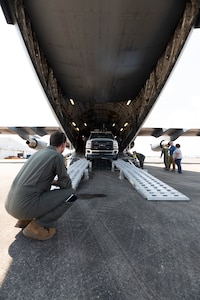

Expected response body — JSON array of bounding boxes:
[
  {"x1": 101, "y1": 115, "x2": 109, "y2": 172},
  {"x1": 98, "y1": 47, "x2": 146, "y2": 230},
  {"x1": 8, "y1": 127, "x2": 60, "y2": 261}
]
[
  {"x1": 67, "y1": 158, "x2": 90, "y2": 189},
  {"x1": 112, "y1": 159, "x2": 190, "y2": 201}
]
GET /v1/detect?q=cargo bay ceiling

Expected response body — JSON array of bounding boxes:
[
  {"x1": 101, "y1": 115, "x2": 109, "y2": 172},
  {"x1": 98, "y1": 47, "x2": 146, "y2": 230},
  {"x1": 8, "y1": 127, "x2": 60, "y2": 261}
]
[{"x1": 1, "y1": 0, "x2": 200, "y2": 151}]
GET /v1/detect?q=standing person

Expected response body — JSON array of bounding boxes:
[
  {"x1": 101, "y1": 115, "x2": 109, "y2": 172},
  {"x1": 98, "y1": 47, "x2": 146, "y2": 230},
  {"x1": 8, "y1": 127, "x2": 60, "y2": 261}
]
[
  {"x1": 5, "y1": 131, "x2": 77, "y2": 241},
  {"x1": 168, "y1": 141, "x2": 176, "y2": 171},
  {"x1": 160, "y1": 144, "x2": 169, "y2": 170},
  {"x1": 173, "y1": 143, "x2": 183, "y2": 174}
]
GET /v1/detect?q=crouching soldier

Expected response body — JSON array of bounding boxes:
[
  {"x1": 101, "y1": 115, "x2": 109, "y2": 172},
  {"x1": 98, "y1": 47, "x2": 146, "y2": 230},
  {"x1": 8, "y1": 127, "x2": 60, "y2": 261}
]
[{"x1": 5, "y1": 131, "x2": 77, "y2": 241}]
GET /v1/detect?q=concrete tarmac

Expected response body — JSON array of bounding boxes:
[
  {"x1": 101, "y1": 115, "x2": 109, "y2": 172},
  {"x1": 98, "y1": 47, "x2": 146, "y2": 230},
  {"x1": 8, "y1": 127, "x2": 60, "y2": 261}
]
[{"x1": 0, "y1": 157, "x2": 200, "y2": 300}]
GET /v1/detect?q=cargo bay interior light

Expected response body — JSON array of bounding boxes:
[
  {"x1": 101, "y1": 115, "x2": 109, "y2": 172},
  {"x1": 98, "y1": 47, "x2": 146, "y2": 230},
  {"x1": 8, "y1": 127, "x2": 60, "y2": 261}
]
[
  {"x1": 69, "y1": 98, "x2": 75, "y2": 105},
  {"x1": 126, "y1": 100, "x2": 131, "y2": 105}
]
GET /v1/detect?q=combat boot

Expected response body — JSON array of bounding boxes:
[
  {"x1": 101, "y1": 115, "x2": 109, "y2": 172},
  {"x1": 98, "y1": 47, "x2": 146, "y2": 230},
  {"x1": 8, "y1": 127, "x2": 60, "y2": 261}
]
[{"x1": 22, "y1": 220, "x2": 56, "y2": 241}]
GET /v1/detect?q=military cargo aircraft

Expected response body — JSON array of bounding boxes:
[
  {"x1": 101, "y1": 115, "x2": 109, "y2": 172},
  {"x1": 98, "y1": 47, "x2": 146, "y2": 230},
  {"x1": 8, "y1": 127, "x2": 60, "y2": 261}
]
[{"x1": 1, "y1": 1, "x2": 200, "y2": 153}]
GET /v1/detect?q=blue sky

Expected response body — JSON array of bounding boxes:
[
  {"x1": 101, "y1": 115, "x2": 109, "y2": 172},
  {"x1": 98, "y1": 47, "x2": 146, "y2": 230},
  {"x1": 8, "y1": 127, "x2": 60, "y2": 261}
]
[{"x1": 0, "y1": 7, "x2": 200, "y2": 156}]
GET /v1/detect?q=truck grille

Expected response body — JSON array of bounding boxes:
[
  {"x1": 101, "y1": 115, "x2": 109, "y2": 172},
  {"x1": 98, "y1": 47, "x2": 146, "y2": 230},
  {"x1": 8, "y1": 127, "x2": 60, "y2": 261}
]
[{"x1": 91, "y1": 140, "x2": 113, "y2": 150}]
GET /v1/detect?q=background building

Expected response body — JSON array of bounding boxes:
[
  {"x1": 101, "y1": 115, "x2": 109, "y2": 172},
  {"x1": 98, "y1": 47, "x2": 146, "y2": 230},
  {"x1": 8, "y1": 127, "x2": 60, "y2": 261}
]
[{"x1": 0, "y1": 136, "x2": 35, "y2": 159}]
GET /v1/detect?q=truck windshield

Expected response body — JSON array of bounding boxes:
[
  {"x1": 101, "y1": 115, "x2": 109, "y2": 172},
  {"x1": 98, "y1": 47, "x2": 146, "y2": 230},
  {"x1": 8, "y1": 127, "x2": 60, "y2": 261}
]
[{"x1": 90, "y1": 133, "x2": 114, "y2": 139}]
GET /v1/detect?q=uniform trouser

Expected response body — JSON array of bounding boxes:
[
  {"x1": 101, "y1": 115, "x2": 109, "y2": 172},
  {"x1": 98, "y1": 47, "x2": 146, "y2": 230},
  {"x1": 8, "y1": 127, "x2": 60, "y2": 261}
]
[
  {"x1": 174, "y1": 159, "x2": 182, "y2": 173},
  {"x1": 5, "y1": 187, "x2": 76, "y2": 228},
  {"x1": 164, "y1": 156, "x2": 169, "y2": 169},
  {"x1": 168, "y1": 155, "x2": 175, "y2": 170},
  {"x1": 138, "y1": 158, "x2": 144, "y2": 169}
]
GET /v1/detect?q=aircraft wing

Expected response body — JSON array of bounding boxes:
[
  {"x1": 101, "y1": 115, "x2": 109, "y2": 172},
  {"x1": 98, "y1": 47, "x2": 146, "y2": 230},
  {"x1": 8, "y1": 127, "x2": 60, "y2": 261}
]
[
  {"x1": 137, "y1": 128, "x2": 200, "y2": 139},
  {"x1": 0, "y1": 126, "x2": 61, "y2": 150},
  {"x1": 0, "y1": 126, "x2": 60, "y2": 139},
  {"x1": 137, "y1": 127, "x2": 200, "y2": 151}
]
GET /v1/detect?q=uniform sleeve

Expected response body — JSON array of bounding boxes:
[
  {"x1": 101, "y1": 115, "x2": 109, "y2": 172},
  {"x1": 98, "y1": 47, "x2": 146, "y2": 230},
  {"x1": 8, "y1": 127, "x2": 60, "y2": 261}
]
[{"x1": 55, "y1": 155, "x2": 72, "y2": 189}]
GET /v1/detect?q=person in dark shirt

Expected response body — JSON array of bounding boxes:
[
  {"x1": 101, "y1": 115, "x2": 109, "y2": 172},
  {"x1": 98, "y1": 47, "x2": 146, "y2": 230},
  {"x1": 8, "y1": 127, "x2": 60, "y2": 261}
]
[
  {"x1": 126, "y1": 144, "x2": 145, "y2": 169},
  {"x1": 5, "y1": 131, "x2": 77, "y2": 241},
  {"x1": 133, "y1": 151, "x2": 145, "y2": 169}
]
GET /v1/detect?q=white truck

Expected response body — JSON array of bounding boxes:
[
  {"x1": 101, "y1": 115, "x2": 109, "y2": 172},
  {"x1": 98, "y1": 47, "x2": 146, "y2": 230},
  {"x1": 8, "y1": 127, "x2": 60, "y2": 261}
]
[{"x1": 85, "y1": 131, "x2": 119, "y2": 160}]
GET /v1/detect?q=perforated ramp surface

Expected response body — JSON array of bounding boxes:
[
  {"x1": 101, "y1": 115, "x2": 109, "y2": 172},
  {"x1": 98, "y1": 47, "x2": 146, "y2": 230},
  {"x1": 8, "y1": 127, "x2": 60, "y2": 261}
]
[{"x1": 113, "y1": 159, "x2": 190, "y2": 201}]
